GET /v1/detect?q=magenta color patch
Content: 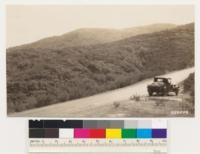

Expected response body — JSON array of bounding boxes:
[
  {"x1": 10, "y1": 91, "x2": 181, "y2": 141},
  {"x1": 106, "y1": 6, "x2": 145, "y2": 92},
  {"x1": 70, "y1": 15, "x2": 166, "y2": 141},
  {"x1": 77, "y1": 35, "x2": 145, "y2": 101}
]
[{"x1": 74, "y1": 129, "x2": 90, "y2": 138}]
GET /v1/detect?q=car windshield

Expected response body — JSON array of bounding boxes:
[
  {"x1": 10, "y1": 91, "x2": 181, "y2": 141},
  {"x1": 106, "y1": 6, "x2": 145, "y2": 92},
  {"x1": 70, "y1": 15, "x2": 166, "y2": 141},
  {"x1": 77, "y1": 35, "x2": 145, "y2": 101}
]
[
  {"x1": 168, "y1": 79, "x2": 172, "y2": 83},
  {"x1": 155, "y1": 78, "x2": 164, "y2": 82}
]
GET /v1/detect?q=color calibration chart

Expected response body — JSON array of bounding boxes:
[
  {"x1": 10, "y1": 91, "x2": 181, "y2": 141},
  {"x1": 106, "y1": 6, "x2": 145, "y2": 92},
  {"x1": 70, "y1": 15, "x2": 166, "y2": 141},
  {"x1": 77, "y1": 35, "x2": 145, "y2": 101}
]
[{"x1": 29, "y1": 120, "x2": 167, "y2": 153}]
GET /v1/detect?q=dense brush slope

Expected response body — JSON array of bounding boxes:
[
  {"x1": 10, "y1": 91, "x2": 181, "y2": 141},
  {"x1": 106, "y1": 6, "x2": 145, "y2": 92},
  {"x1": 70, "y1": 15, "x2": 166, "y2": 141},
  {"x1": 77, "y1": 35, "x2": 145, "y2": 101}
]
[
  {"x1": 7, "y1": 23, "x2": 194, "y2": 113},
  {"x1": 184, "y1": 73, "x2": 194, "y2": 100}
]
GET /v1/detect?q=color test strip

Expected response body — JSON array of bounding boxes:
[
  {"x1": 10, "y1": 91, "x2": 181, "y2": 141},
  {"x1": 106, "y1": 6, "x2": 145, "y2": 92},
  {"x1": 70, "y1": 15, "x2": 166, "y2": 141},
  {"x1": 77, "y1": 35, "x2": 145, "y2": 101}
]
[
  {"x1": 122, "y1": 129, "x2": 137, "y2": 138},
  {"x1": 90, "y1": 129, "x2": 105, "y2": 138},
  {"x1": 74, "y1": 129, "x2": 90, "y2": 138},
  {"x1": 29, "y1": 120, "x2": 44, "y2": 128},
  {"x1": 29, "y1": 129, "x2": 44, "y2": 138},
  {"x1": 124, "y1": 120, "x2": 137, "y2": 128},
  {"x1": 30, "y1": 128, "x2": 167, "y2": 139},
  {"x1": 137, "y1": 120, "x2": 152, "y2": 128},
  {"x1": 106, "y1": 129, "x2": 122, "y2": 138},
  {"x1": 29, "y1": 120, "x2": 154, "y2": 128},
  {"x1": 108, "y1": 120, "x2": 124, "y2": 128},
  {"x1": 44, "y1": 129, "x2": 59, "y2": 138},
  {"x1": 29, "y1": 120, "x2": 167, "y2": 139},
  {"x1": 58, "y1": 120, "x2": 83, "y2": 128},
  {"x1": 59, "y1": 129, "x2": 74, "y2": 138},
  {"x1": 29, "y1": 120, "x2": 167, "y2": 154},
  {"x1": 152, "y1": 129, "x2": 167, "y2": 138},
  {"x1": 137, "y1": 129, "x2": 152, "y2": 138}
]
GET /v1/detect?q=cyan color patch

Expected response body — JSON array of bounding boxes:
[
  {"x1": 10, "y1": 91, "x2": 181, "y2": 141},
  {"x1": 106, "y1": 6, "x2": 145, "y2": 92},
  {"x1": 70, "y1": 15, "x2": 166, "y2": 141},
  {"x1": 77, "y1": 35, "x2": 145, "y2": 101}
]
[{"x1": 137, "y1": 129, "x2": 152, "y2": 138}]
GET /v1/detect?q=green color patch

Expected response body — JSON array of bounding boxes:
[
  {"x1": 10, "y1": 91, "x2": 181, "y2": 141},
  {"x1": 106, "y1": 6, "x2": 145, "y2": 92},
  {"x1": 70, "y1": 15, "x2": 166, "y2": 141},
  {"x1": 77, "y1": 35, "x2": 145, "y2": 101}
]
[{"x1": 122, "y1": 129, "x2": 137, "y2": 138}]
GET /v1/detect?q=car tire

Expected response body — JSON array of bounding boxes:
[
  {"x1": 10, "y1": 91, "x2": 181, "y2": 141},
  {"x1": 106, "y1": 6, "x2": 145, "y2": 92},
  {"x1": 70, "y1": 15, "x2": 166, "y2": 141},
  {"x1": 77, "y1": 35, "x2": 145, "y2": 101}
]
[{"x1": 148, "y1": 91, "x2": 153, "y2": 96}]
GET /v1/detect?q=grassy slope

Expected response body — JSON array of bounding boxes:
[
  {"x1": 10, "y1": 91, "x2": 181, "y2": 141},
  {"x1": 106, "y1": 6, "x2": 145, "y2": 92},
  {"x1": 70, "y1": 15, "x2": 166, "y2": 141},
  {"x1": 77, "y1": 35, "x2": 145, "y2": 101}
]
[{"x1": 7, "y1": 23, "x2": 194, "y2": 113}]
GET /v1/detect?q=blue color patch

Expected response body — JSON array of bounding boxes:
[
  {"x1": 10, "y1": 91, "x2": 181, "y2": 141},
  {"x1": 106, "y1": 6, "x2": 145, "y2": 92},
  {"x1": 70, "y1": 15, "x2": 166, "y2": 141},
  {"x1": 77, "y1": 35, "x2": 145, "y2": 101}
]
[{"x1": 137, "y1": 129, "x2": 152, "y2": 138}]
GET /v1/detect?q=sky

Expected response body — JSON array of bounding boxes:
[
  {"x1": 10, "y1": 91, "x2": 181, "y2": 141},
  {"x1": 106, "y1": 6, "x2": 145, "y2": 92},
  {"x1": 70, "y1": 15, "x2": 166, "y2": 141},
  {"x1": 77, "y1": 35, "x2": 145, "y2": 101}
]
[{"x1": 7, "y1": 5, "x2": 194, "y2": 47}]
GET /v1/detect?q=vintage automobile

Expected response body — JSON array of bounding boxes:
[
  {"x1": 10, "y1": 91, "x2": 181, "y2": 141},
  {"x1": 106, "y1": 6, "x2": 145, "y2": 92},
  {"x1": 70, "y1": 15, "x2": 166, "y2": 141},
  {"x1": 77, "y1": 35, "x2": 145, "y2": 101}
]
[{"x1": 147, "y1": 77, "x2": 179, "y2": 96}]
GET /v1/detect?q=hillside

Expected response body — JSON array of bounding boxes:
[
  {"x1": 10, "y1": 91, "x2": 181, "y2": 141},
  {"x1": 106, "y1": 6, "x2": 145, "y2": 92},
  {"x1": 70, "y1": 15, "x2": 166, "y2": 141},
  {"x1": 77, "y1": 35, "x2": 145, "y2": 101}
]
[
  {"x1": 7, "y1": 23, "x2": 194, "y2": 113},
  {"x1": 8, "y1": 23, "x2": 176, "y2": 50},
  {"x1": 184, "y1": 73, "x2": 194, "y2": 104}
]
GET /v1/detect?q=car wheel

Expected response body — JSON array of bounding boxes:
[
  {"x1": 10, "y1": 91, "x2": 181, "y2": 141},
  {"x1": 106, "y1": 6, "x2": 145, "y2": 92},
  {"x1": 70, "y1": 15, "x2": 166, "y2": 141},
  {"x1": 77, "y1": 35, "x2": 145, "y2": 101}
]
[
  {"x1": 148, "y1": 91, "x2": 153, "y2": 96},
  {"x1": 160, "y1": 93, "x2": 165, "y2": 96}
]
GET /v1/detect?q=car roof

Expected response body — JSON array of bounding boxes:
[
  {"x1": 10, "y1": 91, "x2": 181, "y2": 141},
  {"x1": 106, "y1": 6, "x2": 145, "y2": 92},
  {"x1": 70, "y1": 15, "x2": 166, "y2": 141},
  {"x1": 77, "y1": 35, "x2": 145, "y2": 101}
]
[{"x1": 154, "y1": 76, "x2": 171, "y2": 79}]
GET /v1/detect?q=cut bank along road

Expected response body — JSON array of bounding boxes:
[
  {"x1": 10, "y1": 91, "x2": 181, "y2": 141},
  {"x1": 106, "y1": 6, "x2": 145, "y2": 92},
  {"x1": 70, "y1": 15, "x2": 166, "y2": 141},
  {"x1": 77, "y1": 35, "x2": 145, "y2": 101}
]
[{"x1": 10, "y1": 67, "x2": 194, "y2": 117}]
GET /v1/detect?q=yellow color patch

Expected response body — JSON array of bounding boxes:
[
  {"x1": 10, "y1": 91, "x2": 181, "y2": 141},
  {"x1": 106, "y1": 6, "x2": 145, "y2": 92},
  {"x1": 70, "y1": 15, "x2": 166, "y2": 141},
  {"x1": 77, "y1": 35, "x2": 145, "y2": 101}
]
[{"x1": 106, "y1": 129, "x2": 122, "y2": 138}]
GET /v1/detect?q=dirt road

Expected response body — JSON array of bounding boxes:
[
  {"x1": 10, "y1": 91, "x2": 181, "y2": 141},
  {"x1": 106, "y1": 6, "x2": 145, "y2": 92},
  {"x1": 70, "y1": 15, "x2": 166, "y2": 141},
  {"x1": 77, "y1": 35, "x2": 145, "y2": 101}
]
[{"x1": 10, "y1": 67, "x2": 194, "y2": 117}]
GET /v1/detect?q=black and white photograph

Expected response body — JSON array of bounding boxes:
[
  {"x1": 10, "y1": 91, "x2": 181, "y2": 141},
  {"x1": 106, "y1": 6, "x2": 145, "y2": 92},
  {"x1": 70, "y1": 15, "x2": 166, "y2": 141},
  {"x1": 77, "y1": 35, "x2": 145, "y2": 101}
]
[{"x1": 6, "y1": 5, "x2": 194, "y2": 117}]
